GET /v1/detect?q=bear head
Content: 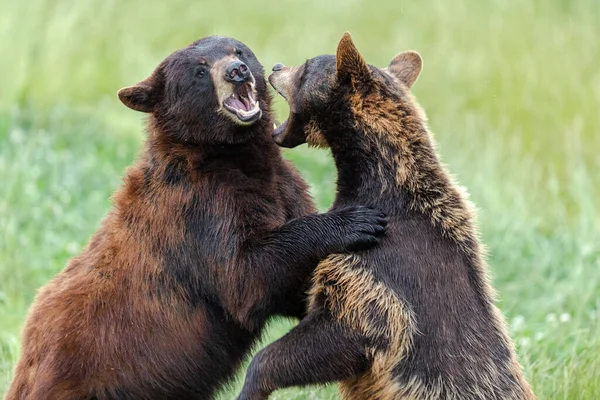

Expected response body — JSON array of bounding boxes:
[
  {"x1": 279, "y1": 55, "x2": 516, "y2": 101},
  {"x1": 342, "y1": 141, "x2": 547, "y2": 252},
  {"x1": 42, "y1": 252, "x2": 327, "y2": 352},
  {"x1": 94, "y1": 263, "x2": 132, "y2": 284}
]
[
  {"x1": 119, "y1": 36, "x2": 270, "y2": 144},
  {"x1": 268, "y1": 32, "x2": 423, "y2": 149}
]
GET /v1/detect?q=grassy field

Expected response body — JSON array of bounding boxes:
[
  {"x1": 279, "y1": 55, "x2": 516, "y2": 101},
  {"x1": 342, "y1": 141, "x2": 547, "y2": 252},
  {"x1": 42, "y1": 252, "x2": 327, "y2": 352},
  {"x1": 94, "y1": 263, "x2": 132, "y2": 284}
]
[{"x1": 1, "y1": 0, "x2": 599, "y2": 398}]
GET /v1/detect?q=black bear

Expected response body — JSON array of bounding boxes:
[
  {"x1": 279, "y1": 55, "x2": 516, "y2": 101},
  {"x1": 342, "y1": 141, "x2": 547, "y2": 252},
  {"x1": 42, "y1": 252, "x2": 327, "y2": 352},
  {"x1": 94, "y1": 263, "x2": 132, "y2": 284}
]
[
  {"x1": 4, "y1": 36, "x2": 387, "y2": 400},
  {"x1": 237, "y1": 33, "x2": 535, "y2": 400}
]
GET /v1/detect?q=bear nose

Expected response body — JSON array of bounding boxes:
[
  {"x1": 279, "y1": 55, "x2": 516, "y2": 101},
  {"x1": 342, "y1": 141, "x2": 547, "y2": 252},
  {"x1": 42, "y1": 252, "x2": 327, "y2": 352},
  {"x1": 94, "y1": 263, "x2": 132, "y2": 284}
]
[
  {"x1": 225, "y1": 60, "x2": 251, "y2": 83},
  {"x1": 272, "y1": 63, "x2": 284, "y2": 72}
]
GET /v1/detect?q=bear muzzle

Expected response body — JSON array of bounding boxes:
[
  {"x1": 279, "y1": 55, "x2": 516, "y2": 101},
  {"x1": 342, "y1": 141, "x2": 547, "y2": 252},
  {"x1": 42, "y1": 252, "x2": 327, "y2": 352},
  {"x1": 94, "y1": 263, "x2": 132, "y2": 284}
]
[{"x1": 222, "y1": 81, "x2": 261, "y2": 123}]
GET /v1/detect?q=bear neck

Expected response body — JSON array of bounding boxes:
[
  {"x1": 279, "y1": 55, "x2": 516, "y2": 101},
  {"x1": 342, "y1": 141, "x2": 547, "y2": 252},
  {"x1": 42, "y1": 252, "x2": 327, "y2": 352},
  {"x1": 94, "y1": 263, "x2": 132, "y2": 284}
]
[
  {"x1": 325, "y1": 113, "x2": 480, "y2": 253},
  {"x1": 142, "y1": 119, "x2": 281, "y2": 179}
]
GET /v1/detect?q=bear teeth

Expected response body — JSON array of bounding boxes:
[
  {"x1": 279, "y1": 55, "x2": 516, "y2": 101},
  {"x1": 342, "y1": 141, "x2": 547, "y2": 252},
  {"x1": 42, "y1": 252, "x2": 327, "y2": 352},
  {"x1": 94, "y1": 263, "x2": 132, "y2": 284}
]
[
  {"x1": 222, "y1": 83, "x2": 261, "y2": 122},
  {"x1": 238, "y1": 101, "x2": 259, "y2": 116}
]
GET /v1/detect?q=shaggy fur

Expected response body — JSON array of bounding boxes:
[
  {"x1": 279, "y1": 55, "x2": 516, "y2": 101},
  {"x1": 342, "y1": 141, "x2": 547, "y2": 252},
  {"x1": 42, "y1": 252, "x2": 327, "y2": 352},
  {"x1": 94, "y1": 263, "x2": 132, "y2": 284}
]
[
  {"x1": 5, "y1": 36, "x2": 387, "y2": 400},
  {"x1": 237, "y1": 33, "x2": 535, "y2": 400}
]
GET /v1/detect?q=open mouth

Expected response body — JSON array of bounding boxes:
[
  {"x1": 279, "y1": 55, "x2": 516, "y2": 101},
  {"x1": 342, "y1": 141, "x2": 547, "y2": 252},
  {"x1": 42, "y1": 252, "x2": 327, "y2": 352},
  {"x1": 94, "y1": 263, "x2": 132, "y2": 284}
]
[
  {"x1": 272, "y1": 119, "x2": 289, "y2": 143},
  {"x1": 223, "y1": 82, "x2": 262, "y2": 123},
  {"x1": 268, "y1": 75, "x2": 290, "y2": 143}
]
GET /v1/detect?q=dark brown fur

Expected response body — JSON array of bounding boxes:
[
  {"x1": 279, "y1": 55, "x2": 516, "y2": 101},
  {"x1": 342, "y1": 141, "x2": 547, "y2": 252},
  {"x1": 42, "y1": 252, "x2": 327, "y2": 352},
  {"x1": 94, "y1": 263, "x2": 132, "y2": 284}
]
[
  {"x1": 5, "y1": 36, "x2": 386, "y2": 400},
  {"x1": 237, "y1": 33, "x2": 535, "y2": 400}
]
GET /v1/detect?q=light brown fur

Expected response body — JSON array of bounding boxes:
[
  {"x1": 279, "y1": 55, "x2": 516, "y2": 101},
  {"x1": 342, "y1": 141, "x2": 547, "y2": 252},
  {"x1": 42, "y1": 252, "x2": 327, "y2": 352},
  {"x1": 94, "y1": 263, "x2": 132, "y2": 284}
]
[
  {"x1": 308, "y1": 74, "x2": 534, "y2": 400},
  {"x1": 309, "y1": 254, "x2": 418, "y2": 400},
  {"x1": 309, "y1": 35, "x2": 534, "y2": 399}
]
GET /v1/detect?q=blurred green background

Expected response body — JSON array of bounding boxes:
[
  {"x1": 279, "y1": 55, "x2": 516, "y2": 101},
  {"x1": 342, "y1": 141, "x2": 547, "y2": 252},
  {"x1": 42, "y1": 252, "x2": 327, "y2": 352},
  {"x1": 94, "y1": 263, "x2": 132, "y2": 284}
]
[{"x1": 1, "y1": 0, "x2": 599, "y2": 398}]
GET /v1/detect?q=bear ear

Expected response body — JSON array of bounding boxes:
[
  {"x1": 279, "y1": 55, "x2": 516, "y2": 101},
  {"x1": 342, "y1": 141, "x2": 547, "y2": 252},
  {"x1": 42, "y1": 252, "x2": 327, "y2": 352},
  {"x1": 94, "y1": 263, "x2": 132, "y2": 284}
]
[
  {"x1": 386, "y1": 51, "x2": 423, "y2": 88},
  {"x1": 336, "y1": 32, "x2": 371, "y2": 84},
  {"x1": 118, "y1": 71, "x2": 163, "y2": 113}
]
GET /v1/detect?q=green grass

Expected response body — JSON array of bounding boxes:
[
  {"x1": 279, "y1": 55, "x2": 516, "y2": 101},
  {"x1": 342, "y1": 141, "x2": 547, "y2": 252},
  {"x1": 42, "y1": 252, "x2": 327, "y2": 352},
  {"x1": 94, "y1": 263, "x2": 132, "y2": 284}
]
[{"x1": 1, "y1": 0, "x2": 599, "y2": 398}]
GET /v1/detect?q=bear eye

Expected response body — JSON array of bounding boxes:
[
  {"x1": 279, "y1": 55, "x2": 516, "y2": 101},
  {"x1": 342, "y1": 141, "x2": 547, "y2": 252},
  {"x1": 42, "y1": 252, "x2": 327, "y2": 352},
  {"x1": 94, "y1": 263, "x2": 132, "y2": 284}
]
[
  {"x1": 235, "y1": 48, "x2": 243, "y2": 57},
  {"x1": 195, "y1": 69, "x2": 206, "y2": 79}
]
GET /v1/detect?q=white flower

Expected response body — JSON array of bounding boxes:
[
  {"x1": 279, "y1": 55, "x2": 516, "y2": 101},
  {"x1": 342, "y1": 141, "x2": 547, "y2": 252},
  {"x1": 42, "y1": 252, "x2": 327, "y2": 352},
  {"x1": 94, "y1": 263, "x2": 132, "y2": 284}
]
[
  {"x1": 519, "y1": 337, "x2": 531, "y2": 348},
  {"x1": 559, "y1": 313, "x2": 571, "y2": 323},
  {"x1": 511, "y1": 315, "x2": 526, "y2": 331}
]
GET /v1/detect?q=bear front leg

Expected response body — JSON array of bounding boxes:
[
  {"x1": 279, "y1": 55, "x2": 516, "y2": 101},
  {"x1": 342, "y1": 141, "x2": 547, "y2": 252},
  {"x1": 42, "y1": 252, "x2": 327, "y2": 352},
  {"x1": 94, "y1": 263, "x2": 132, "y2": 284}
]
[
  {"x1": 262, "y1": 205, "x2": 388, "y2": 259},
  {"x1": 237, "y1": 310, "x2": 369, "y2": 400},
  {"x1": 227, "y1": 206, "x2": 387, "y2": 330}
]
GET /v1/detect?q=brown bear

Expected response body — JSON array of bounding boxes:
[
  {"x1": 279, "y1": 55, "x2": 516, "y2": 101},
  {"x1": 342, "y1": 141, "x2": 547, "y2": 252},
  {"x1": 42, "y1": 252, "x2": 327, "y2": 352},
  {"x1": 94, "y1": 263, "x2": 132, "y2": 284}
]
[
  {"x1": 4, "y1": 36, "x2": 387, "y2": 400},
  {"x1": 237, "y1": 33, "x2": 535, "y2": 400}
]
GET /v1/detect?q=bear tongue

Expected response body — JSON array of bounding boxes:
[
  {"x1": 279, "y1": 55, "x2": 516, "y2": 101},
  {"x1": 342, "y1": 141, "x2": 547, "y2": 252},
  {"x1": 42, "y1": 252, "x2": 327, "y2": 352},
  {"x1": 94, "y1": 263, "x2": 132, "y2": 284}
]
[
  {"x1": 228, "y1": 95, "x2": 248, "y2": 111},
  {"x1": 239, "y1": 94, "x2": 251, "y2": 111}
]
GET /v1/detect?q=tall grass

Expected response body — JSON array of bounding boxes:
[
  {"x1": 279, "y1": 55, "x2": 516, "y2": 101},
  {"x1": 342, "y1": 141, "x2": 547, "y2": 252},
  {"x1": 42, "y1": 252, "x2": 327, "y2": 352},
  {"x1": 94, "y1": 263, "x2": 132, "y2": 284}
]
[{"x1": 1, "y1": 0, "x2": 599, "y2": 398}]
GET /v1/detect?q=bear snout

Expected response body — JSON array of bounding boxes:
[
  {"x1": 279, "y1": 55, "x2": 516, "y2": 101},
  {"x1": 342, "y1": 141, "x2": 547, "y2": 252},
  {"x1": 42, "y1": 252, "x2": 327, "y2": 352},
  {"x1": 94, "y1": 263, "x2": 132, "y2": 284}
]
[{"x1": 225, "y1": 60, "x2": 252, "y2": 84}]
